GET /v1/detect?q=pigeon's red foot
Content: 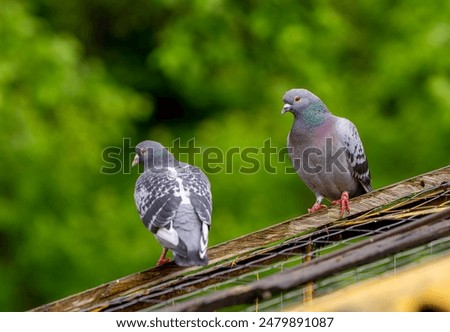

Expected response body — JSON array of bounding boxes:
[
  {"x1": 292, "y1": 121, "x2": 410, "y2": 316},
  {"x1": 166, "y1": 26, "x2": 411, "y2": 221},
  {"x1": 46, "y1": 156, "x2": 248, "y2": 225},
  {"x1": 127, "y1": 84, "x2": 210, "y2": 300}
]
[
  {"x1": 156, "y1": 257, "x2": 172, "y2": 266},
  {"x1": 332, "y1": 191, "x2": 350, "y2": 217},
  {"x1": 156, "y1": 249, "x2": 172, "y2": 266},
  {"x1": 308, "y1": 202, "x2": 327, "y2": 213}
]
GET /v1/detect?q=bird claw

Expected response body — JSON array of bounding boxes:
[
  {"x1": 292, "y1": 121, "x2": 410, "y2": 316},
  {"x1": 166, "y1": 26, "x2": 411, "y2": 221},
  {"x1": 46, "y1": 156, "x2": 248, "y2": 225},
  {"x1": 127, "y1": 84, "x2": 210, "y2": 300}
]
[
  {"x1": 308, "y1": 202, "x2": 327, "y2": 213},
  {"x1": 332, "y1": 192, "x2": 350, "y2": 217},
  {"x1": 156, "y1": 257, "x2": 172, "y2": 266},
  {"x1": 156, "y1": 248, "x2": 172, "y2": 266}
]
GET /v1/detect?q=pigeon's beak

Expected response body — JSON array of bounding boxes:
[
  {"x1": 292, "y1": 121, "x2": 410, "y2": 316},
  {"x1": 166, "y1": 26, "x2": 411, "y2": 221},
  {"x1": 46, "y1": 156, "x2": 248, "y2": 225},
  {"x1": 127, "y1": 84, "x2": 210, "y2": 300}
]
[
  {"x1": 132, "y1": 154, "x2": 140, "y2": 167},
  {"x1": 281, "y1": 103, "x2": 292, "y2": 115}
]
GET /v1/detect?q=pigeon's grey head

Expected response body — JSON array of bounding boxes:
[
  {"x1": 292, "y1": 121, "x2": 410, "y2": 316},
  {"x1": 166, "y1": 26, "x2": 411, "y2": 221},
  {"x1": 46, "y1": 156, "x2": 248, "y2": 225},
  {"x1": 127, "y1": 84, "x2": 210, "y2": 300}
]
[
  {"x1": 132, "y1": 140, "x2": 176, "y2": 169},
  {"x1": 281, "y1": 88, "x2": 327, "y2": 116}
]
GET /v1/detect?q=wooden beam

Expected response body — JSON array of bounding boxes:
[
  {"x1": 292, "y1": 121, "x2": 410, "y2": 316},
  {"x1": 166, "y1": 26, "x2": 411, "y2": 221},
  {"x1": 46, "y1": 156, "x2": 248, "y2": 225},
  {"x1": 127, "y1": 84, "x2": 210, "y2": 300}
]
[
  {"x1": 167, "y1": 207, "x2": 450, "y2": 311},
  {"x1": 31, "y1": 165, "x2": 450, "y2": 312}
]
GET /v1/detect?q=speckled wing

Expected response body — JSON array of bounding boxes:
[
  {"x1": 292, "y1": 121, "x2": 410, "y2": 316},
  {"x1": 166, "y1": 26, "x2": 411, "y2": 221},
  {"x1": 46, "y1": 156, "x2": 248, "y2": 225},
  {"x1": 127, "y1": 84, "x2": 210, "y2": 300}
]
[
  {"x1": 173, "y1": 163, "x2": 212, "y2": 264},
  {"x1": 178, "y1": 163, "x2": 212, "y2": 227},
  {"x1": 337, "y1": 118, "x2": 372, "y2": 193},
  {"x1": 134, "y1": 169, "x2": 181, "y2": 232}
]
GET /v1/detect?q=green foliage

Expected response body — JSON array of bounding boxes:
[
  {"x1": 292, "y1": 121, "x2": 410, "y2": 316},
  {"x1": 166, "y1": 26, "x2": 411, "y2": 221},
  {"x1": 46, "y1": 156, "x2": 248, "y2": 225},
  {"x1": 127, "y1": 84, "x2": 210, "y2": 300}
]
[
  {"x1": 0, "y1": 1, "x2": 150, "y2": 310},
  {"x1": 0, "y1": 0, "x2": 449, "y2": 310}
]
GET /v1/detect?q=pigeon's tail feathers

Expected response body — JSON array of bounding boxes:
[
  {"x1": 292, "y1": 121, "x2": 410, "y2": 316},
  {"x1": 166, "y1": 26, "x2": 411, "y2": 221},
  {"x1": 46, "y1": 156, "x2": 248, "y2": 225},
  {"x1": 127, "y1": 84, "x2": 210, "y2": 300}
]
[
  {"x1": 174, "y1": 248, "x2": 208, "y2": 267},
  {"x1": 199, "y1": 222, "x2": 209, "y2": 260},
  {"x1": 155, "y1": 225, "x2": 208, "y2": 266},
  {"x1": 171, "y1": 205, "x2": 209, "y2": 267},
  {"x1": 359, "y1": 176, "x2": 372, "y2": 193},
  {"x1": 172, "y1": 235, "x2": 209, "y2": 266},
  {"x1": 353, "y1": 163, "x2": 372, "y2": 195},
  {"x1": 354, "y1": 158, "x2": 372, "y2": 195}
]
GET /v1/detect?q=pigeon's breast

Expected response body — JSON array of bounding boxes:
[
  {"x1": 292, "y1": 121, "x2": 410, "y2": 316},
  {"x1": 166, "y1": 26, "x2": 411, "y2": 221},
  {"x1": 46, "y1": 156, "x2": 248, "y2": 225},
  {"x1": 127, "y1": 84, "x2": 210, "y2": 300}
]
[
  {"x1": 299, "y1": 163, "x2": 360, "y2": 200},
  {"x1": 291, "y1": 134, "x2": 360, "y2": 200}
]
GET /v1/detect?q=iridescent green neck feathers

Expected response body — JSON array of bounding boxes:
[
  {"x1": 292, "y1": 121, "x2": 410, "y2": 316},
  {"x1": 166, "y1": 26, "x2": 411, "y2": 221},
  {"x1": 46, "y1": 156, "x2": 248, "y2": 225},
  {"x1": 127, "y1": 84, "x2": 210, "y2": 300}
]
[{"x1": 297, "y1": 101, "x2": 329, "y2": 129}]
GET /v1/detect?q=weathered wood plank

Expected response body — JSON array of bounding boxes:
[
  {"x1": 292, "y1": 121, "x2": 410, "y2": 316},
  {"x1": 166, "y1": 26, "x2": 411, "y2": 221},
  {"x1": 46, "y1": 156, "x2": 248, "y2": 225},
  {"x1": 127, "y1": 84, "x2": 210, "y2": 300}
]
[
  {"x1": 31, "y1": 165, "x2": 450, "y2": 312},
  {"x1": 168, "y1": 208, "x2": 450, "y2": 311}
]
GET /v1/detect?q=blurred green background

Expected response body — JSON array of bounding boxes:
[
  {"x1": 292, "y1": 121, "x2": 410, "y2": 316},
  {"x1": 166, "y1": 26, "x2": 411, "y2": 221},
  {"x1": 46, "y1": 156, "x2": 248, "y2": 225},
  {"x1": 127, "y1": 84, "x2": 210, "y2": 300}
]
[{"x1": 0, "y1": 0, "x2": 449, "y2": 311}]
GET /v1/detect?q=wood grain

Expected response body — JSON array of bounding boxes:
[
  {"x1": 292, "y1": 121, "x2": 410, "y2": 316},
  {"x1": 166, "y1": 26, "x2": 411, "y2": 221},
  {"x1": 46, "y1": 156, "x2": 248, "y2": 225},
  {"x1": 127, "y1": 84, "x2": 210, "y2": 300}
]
[{"x1": 31, "y1": 165, "x2": 449, "y2": 311}]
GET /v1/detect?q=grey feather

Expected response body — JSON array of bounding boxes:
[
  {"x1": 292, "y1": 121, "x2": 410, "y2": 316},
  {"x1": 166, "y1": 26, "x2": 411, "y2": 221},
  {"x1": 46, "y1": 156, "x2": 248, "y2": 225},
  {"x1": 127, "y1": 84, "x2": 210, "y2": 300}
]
[
  {"x1": 282, "y1": 88, "x2": 372, "y2": 210},
  {"x1": 133, "y1": 140, "x2": 212, "y2": 266}
]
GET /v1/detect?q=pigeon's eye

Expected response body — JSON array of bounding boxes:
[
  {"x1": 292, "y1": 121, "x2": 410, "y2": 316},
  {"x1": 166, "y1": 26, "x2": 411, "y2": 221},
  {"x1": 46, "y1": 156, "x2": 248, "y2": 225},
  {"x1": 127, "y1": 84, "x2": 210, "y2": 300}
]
[
  {"x1": 140, "y1": 147, "x2": 148, "y2": 154},
  {"x1": 294, "y1": 96, "x2": 301, "y2": 102}
]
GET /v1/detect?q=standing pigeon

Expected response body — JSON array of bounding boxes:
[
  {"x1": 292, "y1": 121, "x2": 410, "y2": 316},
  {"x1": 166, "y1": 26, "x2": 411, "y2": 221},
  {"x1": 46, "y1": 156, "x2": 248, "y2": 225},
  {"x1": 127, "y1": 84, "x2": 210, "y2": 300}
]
[
  {"x1": 132, "y1": 140, "x2": 212, "y2": 266},
  {"x1": 281, "y1": 88, "x2": 372, "y2": 216}
]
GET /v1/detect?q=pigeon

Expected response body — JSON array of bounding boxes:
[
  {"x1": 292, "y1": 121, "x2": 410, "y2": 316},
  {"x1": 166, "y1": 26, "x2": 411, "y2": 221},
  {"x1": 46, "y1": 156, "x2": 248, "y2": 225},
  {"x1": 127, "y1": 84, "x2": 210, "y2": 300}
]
[
  {"x1": 281, "y1": 88, "x2": 372, "y2": 216},
  {"x1": 132, "y1": 140, "x2": 212, "y2": 266}
]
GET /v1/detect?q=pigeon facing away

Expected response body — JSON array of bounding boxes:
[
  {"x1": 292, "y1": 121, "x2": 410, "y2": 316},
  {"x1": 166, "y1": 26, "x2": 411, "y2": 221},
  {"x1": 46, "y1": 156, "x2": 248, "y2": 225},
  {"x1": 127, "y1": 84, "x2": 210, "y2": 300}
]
[
  {"x1": 132, "y1": 140, "x2": 212, "y2": 266},
  {"x1": 281, "y1": 88, "x2": 372, "y2": 216}
]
